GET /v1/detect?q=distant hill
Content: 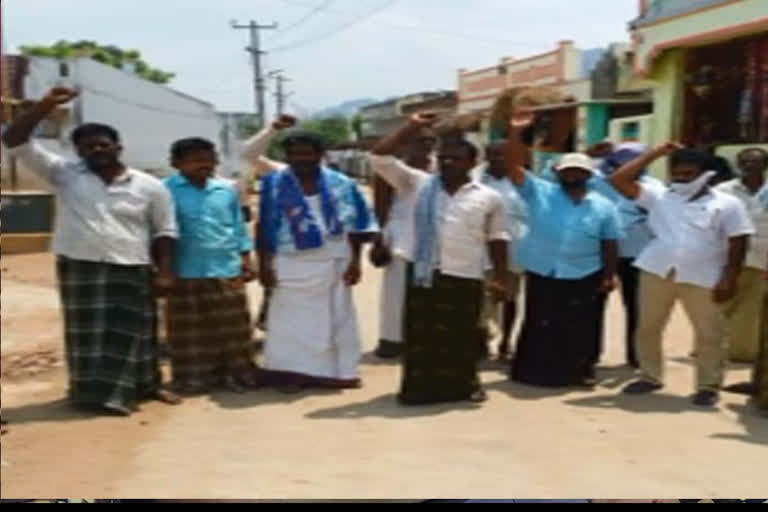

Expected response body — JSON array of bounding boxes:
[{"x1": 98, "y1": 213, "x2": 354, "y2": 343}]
[{"x1": 312, "y1": 98, "x2": 379, "y2": 119}]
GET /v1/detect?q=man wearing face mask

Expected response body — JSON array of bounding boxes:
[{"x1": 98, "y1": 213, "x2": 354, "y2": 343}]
[
  {"x1": 611, "y1": 144, "x2": 755, "y2": 407},
  {"x1": 505, "y1": 109, "x2": 623, "y2": 389}
]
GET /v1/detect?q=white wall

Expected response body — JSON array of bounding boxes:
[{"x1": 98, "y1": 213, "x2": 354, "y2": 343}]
[{"x1": 23, "y1": 57, "x2": 226, "y2": 177}]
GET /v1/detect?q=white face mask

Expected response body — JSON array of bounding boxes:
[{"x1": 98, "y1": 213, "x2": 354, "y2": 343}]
[{"x1": 669, "y1": 171, "x2": 716, "y2": 199}]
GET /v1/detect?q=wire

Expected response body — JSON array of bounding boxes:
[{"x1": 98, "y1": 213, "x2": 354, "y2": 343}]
[
  {"x1": 273, "y1": 0, "x2": 543, "y2": 49},
  {"x1": 269, "y1": 0, "x2": 336, "y2": 42},
  {"x1": 268, "y1": 0, "x2": 398, "y2": 53}
]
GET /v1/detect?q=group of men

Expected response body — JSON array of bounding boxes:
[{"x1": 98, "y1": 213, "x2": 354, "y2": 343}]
[{"x1": 1, "y1": 87, "x2": 767, "y2": 419}]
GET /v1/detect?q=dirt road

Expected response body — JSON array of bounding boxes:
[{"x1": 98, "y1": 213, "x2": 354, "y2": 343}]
[{"x1": 1, "y1": 253, "x2": 765, "y2": 499}]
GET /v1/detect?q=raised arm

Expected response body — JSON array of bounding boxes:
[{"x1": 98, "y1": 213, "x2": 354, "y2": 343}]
[
  {"x1": 506, "y1": 108, "x2": 535, "y2": 186},
  {"x1": 610, "y1": 142, "x2": 682, "y2": 199},
  {"x1": 2, "y1": 87, "x2": 76, "y2": 148},
  {"x1": 371, "y1": 113, "x2": 436, "y2": 157}
]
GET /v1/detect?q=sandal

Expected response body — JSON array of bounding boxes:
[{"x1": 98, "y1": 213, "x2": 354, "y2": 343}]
[
  {"x1": 470, "y1": 389, "x2": 488, "y2": 403},
  {"x1": 154, "y1": 388, "x2": 183, "y2": 406}
]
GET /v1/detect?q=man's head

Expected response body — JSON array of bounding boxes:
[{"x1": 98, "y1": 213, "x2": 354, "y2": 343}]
[
  {"x1": 668, "y1": 149, "x2": 710, "y2": 184},
  {"x1": 556, "y1": 153, "x2": 594, "y2": 191},
  {"x1": 71, "y1": 123, "x2": 122, "y2": 171},
  {"x1": 438, "y1": 139, "x2": 478, "y2": 182},
  {"x1": 401, "y1": 130, "x2": 437, "y2": 171},
  {"x1": 484, "y1": 141, "x2": 507, "y2": 177},
  {"x1": 170, "y1": 137, "x2": 218, "y2": 186},
  {"x1": 737, "y1": 147, "x2": 768, "y2": 177},
  {"x1": 282, "y1": 131, "x2": 326, "y2": 175}
]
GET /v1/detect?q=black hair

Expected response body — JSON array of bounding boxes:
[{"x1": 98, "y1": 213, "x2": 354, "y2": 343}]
[
  {"x1": 70, "y1": 123, "x2": 120, "y2": 146},
  {"x1": 442, "y1": 138, "x2": 479, "y2": 160},
  {"x1": 282, "y1": 131, "x2": 327, "y2": 153},
  {"x1": 170, "y1": 137, "x2": 216, "y2": 160},
  {"x1": 669, "y1": 149, "x2": 710, "y2": 172},
  {"x1": 737, "y1": 147, "x2": 768, "y2": 163}
]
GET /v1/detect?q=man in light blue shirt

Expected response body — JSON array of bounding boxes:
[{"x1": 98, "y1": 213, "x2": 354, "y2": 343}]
[
  {"x1": 164, "y1": 138, "x2": 257, "y2": 395},
  {"x1": 507, "y1": 110, "x2": 622, "y2": 388},
  {"x1": 473, "y1": 141, "x2": 528, "y2": 360}
]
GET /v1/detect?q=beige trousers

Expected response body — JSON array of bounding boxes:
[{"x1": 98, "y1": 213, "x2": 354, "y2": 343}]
[
  {"x1": 481, "y1": 271, "x2": 522, "y2": 335},
  {"x1": 723, "y1": 268, "x2": 767, "y2": 363},
  {"x1": 636, "y1": 271, "x2": 726, "y2": 391}
]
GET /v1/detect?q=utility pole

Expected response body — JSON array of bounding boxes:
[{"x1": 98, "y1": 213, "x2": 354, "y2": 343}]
[
  {"x1": 231, "y1": 19, "x2": 277, "y2": 128},
  {"x1": 268, "y1": 70, "x2": 293, "y2": 116}
]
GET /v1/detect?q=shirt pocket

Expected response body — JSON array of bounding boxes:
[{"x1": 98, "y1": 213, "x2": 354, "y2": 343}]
[
  {"x1": 684, "y1": 205, "x2": 717, "y2": 230},
  {"x1": 108, "y1": 190, "x2": 148, "y2": 222}
]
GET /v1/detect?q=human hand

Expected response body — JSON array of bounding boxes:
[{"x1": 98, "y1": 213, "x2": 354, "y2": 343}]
[
  {"x1": 272, "y1": 114, "x2": 298, "y2": 130},
  {"x1": 409, "y1": 113, "x2": 439, "y2": 127},
  {"x1": 598, "y1": 276, "x2": 617, "y2": 294},
  {"x1": 712, "y1": 275, "x2": 738, "y2": 303},
  {"x1": 654, "y1": 141, "x2": 684, "y2": 156},
  {"x1": 259, "y1": 264, "x2": 277, "y2": 289},
  {"x1": 487, "y1": 276, "x2": 510, "y2": 303},
  {"x1": 241, "y1": 257, "x2": 257, "y2": 283},
  {"x1": 509, "y1": 107, "x2": 535, "y2": 131},
  {"x1": 152, "y1": 272, "x2": 176, "y2": 297},
  {"x1": 43, "y1": 87, "x2": 79, "y2": 107},
  {"x1": 343, "y1": 260, "x2": 362, "y2": 287}
]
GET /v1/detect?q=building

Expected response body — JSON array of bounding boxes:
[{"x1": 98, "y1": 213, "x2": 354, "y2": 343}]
[
  {"x1": 358, "y1": 91, "x2": 457, "y2": 146},
  {"x1": 2, "y1": 55, "x2": 235, "y2": 191},
  {"x1": 631, "y1": 0, "x2": 768, "y2": 171}
]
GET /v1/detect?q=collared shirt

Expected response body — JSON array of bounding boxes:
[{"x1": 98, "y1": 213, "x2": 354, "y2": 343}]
[
  {"x1": 634, "y1": 184, "x2": 755, "y2": 288},
  {"x1": 370, "y1": 154, "x2": 509, "y2": 280},
  {"x1": 515, "y1": 173, "x2": 623, "y2": 280},
  {"x1": 590, "y1": 175, "x2": 665, "y2": 259},
  {"x1": 715, "y1": 178, "x2": 768, "y2": 270},
  {"x1": 164, "y1": 173, "x2": 252, "y2": 279},
  {"x1": 472, "y1": 164, "x2": 528, "y2": 272},
  {"x1": 5, "y1": 141, "x2": 177, "y2": 266}
]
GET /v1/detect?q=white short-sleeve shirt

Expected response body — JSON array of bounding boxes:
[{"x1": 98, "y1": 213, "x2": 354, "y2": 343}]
[
  {"x1": 369, "y1": 154, "x2": 510, "y2": 280},
  {"x1": 715, "y1": 179, "x2": 768, "y2": 270},
  {"x1": 5, "y1": 141, "x2": 178, "y2": 265},
  {"x1": 634, "y1": 183, "x2": 755, "y2": 288}
]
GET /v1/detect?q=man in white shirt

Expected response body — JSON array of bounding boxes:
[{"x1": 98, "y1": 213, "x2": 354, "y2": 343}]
[
  {"x1": 1, "y1": 87, "x2": 181, "y2": 415},
  {"x1": 370, "y1": 113, "x2": 510, "y2": 405},
  {"x1": 715, "y1": 148, "x2": 768, "y2": 363},
  {"x1": 611, "y1": 143, "x2": 755, "y2": 407},
  {"x1": 472, "y1": 141, "x2": 528, "y2": 361}
]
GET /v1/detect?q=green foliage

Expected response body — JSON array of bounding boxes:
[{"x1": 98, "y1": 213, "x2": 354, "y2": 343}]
[
  {"x1": 20, "y1": 40, "x2": 175, "y2": 84},
  {"x1": 300, "y1": 117, "x2": 351, "y2": 148}
]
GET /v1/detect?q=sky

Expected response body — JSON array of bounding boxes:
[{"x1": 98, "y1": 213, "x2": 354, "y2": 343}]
[{"x1": 3, "y1": 0, "x2": 639, "y2": 116}]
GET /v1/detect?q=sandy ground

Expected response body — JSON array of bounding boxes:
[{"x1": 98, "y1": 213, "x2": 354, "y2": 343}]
[{"x1": 1, "y1": 253, "x2": 765, "y2": 500}]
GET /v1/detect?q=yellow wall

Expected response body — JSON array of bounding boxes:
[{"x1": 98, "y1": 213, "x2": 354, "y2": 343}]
[
  {"x1": 647, "y1": 49, "x2": 688, "y2": 178},
  {"x1": 634, "y1": 0, "x2": 767, "y2": 74}
]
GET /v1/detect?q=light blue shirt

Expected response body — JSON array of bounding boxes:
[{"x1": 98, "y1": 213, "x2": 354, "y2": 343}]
[
  {"x1": 164, "y1": 173, "x2": 252, "y2": 279},
  {"x1": 473, "y1": 165, "x2": 528, "y2": 272},
  {"x1": 589, "y1": 175, "x2": 665, "y2": 259},
  {"x1": 515, "y1": 173, "x2": 623, "y2": 279}
]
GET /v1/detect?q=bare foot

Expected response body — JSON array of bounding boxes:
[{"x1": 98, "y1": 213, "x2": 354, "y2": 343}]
[{"x1": 154, "y1": 388, "x2": 183, "y2": 405}]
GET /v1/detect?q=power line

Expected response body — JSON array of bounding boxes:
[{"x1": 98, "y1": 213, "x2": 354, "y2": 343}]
[
  {"x1": 268, "y1": 0, "x2": 397, "y2": 53},
  {"x1": 231, "y1": 20, "x2": 278, "y2": 128},
  {"x1": 274, "y1": 0, "x2": 543, "y2": 49},
  {"x1": 269, "y1": 0, "x2": 335, "y2": 43},
  {"x1": 79, "y1": 85, "x2": 217, "y2": 120}
]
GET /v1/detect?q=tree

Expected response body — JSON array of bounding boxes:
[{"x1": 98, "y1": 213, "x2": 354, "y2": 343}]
[
  {"x1": 300, "y1": 117, "x2": 351, "y2": 149},
  {"x1": 20, "y1": 40, "x2": 175, "y2": 84}
]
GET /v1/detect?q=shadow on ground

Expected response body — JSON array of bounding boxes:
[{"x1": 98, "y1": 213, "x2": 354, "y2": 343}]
[
  {"x1": 3, "y1": 399, "x2": 104, "y2": 425},
  {"x1": 210, "y1": 388, "x2": 344, "y2": 410},
  {"x1": 710, "y1": 403, "x2": 768, "y2": 447},
  {"x1": 305, "y1": 393, "x2": 482, "y2": 420}
]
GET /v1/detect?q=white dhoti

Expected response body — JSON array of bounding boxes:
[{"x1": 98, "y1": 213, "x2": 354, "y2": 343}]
[
  {"x1": 265, "y1": 245, "x2": 362, "y2": 383},
  {"x1": 379, "y1": 255, "x2": 408, "y2": 344}
]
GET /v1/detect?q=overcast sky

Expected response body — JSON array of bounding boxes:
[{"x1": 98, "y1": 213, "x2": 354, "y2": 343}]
[{"x1": 4, "y1": 0, "x2": 639, "y2": 115}]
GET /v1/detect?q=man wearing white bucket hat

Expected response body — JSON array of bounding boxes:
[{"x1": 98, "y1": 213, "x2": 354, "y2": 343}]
[{"x1": 506, "y1": 109, "x2": 623, "y2": 388}]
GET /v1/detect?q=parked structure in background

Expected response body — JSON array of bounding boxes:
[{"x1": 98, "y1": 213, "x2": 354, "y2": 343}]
[
  {"x1": 0, "y1": 55, "x2": 238, "y2": 191},
  {"x1": 631, "y1": 0, "x2": 768, "y2": 174},
  {"x1": 358, "y1": 91, "x2": 456, "y2": 147}
]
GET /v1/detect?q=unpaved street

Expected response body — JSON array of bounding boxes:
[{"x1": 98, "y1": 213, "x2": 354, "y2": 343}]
[{"x1": 1, "y1": 253, "x2": 765, "y2": 499}]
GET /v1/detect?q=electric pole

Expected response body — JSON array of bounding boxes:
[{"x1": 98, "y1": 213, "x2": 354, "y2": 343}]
[
  {"x1": 269, "y1": 70, "x2": 293, "y2": 116},
  {"x1": 231, "y1": 19, "x2": 277, "y2": 128}
]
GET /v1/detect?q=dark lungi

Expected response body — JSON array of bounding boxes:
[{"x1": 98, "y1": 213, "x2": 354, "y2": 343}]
[
  {"x1": 57, "y1": 257, "x2": 160, "y2": 414},
  {"x1": 511, "y1": 271, "x2": 603, "y2": 387},
  {"x1": 757, "y1": 292, "x2": 768, "y2": 411},
  {"x1": 399, "y1": 267, "x2": 484, "y2": 405},
  {"x1": 166, "y1": 278, "x2": 254, "y2": 384}
]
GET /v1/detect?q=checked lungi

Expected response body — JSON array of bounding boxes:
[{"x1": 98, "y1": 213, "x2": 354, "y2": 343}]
[
  {"x1": 166, "y1": 278, "x2": 254, "y2": 385},
  {"x1": 57, "y1": 257, "x2": 161, "y2": 415}
]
